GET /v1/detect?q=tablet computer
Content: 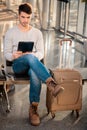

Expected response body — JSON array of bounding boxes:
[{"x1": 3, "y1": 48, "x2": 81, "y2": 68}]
[{"x1": 18, "y1": 41, "x2": 34, "y2": 52}]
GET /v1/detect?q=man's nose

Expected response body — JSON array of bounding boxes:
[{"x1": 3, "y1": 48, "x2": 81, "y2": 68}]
[{"x1": 25, "y1": 18, "x2": 28, "y2": 22}]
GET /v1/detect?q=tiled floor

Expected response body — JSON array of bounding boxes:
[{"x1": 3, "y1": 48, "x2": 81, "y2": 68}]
[{"x1": 0, "y1": 81, "x2": 87, "y2": 130}]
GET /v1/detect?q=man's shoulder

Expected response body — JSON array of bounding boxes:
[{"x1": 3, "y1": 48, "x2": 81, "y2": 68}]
[
  {"x1": 6, "y1": 25, "x2": 18, "y2": 34},
  {"x1": 32, "y1": 27, "x2": 42, "y2": 34}
]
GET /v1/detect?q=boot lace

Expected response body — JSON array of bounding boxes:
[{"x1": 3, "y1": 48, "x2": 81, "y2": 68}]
[
  {"x1": 32, "y1": 105, "x2": 38, "y2": 115},
  {"x1": 49, "y1": 80, "x2": 57, "y2": 87}
]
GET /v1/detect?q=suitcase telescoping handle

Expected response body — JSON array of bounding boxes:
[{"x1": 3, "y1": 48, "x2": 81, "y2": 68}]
[{"x1": 59, "y1": 38, "x2": 72, "y2": 68}]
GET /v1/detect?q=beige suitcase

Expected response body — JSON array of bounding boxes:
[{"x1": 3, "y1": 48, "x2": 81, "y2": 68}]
[{"x1": 46, "y1": 39, "x2": 83, "y2": 118}]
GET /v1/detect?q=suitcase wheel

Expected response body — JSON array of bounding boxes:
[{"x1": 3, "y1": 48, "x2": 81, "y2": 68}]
[
  {"x1": 71, "y1": 110, "x2": 74, "y2": 115},
  {"x1": 71, "y1": 110, "x2": 79, "y2": 118},
  {"x1": 51, "y1": 112, "x2": 55, "y2": 118},
  {"x1": 47, "y1": 108, "x2": 49, "y2": 115},
  {"x1": 76, "y1": 110, "x2": 79, "y2": 118},
  {"x1": 6, "y1": 108, "x2": 11, "y2": 113}
]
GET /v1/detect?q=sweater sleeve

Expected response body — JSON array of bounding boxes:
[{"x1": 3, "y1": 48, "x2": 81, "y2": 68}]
[
  {"x1": 33, "y1": 30, "x2": 44, "y2": 61},
  {"x1": 4, "y1": 29, "x2": 14, "y2": 61}
]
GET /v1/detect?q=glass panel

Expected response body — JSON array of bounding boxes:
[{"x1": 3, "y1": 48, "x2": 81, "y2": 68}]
[{"x1": 60, "y1": 0, "x2": 79, "y2": 32}]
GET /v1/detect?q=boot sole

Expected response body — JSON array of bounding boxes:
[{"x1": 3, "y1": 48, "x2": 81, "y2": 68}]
[
  {"x1": 30, "y1": 120, "x2": 40, "y2": 126},
  {"x1": 29, "y1": 116, "x2": 40, "y2": 126}
]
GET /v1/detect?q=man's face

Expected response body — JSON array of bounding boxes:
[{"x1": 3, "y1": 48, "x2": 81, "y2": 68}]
[{"x1": 19, "y1": 11, "x2": 32, "y2": 27}]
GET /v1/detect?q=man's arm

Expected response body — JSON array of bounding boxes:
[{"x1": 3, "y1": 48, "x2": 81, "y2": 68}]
[
  {"x1": 4, "y1": 29, "x2": 14, "y2": 61},
  {"x1": 32, "y1": 30, "x2": 44, "y2": 60}
]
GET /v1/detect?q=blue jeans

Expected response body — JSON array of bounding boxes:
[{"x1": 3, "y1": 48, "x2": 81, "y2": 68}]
[{"x1": 12, "y1": 54, "x2": 51, "y2": 103}]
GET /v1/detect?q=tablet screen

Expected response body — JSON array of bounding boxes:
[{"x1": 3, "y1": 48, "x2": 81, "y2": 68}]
[{"x1": 18, "y1": 41, "x2": 34, "y2": 52}]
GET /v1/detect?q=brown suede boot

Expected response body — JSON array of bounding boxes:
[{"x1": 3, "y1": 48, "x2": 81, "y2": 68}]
[
  {"x1": 46, "y1": 77, "x2": 64, "y2": 97},
  {"x1": 29, "y1": 102, "x2": 40, "y2": 126}
]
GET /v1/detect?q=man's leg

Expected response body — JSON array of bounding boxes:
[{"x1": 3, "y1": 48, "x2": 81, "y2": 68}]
[
  {"x1": 29, "y1": 69, "x2": 41, "y2": 126},
  {"x1": 13, "y1": 54, "x2": 64, "y2": 97},
  {"x1": 12, "y1": 54, "x2": 64, "y2": 125},
  {"x1": 29, "y1": 69, "x2": 41, "y2": 104},
  {"x1": 13, "y1": 54, "x2": 51, "y2": 81}
]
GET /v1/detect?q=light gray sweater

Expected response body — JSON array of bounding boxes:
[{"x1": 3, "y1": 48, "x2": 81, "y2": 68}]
[{"x1": 4, "y1": 25, "x2": 44, "y2": 61}]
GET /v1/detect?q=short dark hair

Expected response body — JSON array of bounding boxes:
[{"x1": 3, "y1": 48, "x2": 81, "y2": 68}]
[{"x1": 18, "y1": 3, "x2": 32, "y2": 15}]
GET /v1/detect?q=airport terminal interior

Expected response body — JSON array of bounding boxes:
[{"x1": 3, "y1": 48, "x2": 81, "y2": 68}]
[{"x1": 0, "y1": 0, "x2": 87, "y2": 130}]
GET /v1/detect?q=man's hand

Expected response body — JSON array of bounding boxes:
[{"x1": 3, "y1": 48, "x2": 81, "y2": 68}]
[
  {"x1": 13, "y1": 51, "x2": 23, "y2": 59},
  {"x1": 13, "y1": 51, "x2": 35, "y2": 59}
]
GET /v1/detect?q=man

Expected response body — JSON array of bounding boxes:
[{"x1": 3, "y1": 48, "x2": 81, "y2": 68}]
[{"x1": 4, "y1": 3, "x2": 64, "y2": 126}]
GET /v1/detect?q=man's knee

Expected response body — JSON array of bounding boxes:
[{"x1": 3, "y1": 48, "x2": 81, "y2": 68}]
[{"x1": 24, "y1": 54, "x2": 38, "y2": 64}]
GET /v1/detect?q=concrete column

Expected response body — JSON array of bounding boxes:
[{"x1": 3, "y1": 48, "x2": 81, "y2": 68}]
[
  {"x1": 77, "y1": 1, "x2": 87, "y2": 62},
  {"x1": 49, "y1": 0, "x2": 57, "y2": 27},
  {"x1": 77, "y1": 2, "x2": 85, "y2": 35},
  {"x1": 55, "y1": 0, "x2": 61, "y2": 30},
  {"x1": 6, "y1": 0, "x2": 10, "y2": 9},
  {"x1": 42, "y1": 0, "x2": 51, "y2": 29},
  {"x1": 24, "y1": 0, "x2": 36, "y2": 7},
  {"x1": 83, "y1": 3, "x2": 87, "y2": 60},
  {"x1": 83, "y1": 3, "x2": 87, "y2": 36},
  {"x1": 36, "y1": 0, "x2": 43, "y2": 28}
]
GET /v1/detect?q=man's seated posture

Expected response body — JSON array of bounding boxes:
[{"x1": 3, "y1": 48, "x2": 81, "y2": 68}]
[{"x1": 4, "y1": 3, "x2": 64, "y2": 126}]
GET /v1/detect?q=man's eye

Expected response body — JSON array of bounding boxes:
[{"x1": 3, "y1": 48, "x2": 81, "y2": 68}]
[
  {"x1": 27, "y1": 17, "x2": 30, "y2": 19},
  {"x1": 21, "y1": 16, "x2": 25, "y2": 18},
  {"x1": 21, "y1": 16, "x2": 30, "y2": 19}
]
